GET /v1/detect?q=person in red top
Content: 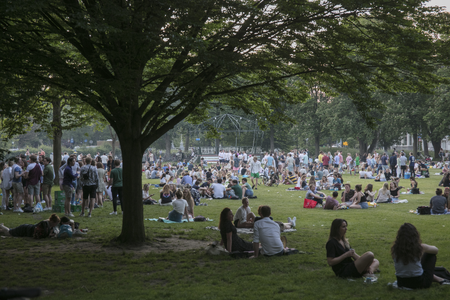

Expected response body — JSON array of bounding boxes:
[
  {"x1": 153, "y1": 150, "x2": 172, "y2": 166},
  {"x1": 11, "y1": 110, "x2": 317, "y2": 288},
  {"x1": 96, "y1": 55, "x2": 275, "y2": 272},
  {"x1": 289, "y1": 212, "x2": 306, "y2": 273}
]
[{"x1": 322, "y1": 154, "x2": 330, "y2": 170}]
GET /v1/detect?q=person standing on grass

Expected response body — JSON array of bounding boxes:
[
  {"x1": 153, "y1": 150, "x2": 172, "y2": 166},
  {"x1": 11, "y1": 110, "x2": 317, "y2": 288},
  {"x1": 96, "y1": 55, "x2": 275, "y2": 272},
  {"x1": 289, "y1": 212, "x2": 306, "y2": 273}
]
[
  {"x1": 108, "y1": 160, "x2": 123, "y2": 215},
  {"x1": 322, "y1": 152, "x2": 330, "y2": 170},
  {"x1": 346, "y1": 153, "x2": 353, "y2": 176},
  {"x1": 392, "y1": 223, "x2": 450, "y2": 288},
  {"x1": 42, "y1": 157, "x2": 54, "y2": 211},
  {"x1": 249, "y1": 156, "x2": 261, "y2": 189},
  {"x1": 62, "y1": 157, "x2": 79, "y2": 217},
  {"x1": 409, "y1": 152, "x2": 416, "y2": 178},
  {"x1": 326, "y1": 218, "x2": 379, "y2": 278},
  {"x1": 80, "y1": 157, "x2": 99, "y2": 218},
  {"x1": 24, "y1": 155, "x2": 42, "y2": 206}
]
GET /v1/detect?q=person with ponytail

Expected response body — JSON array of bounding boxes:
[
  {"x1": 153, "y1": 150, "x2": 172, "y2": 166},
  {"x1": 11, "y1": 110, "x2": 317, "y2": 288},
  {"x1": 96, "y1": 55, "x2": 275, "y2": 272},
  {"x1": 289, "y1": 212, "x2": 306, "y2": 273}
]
[{"x1": 0, "y1": 214, "x2": 61, "y2": 239}]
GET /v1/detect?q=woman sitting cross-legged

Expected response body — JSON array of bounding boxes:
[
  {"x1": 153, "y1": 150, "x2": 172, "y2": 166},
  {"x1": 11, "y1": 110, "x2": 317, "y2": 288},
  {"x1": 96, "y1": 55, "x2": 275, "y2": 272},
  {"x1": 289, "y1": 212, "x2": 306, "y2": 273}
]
[
  {"x1": 166, "y1": 189, "x2": 190, "y2": 223},
  {"x1": 376, "y1": 182, "x2": 392, "y2": 203},
  {"x1": 326, "y1": 219, "x2": 379, "y2": 278},
  {"x1": 0, "y1": 214, "x2": 61, "y2": 239},
  {"x1": 392, "y1": 223, "x2": 450, "y2": 288}
]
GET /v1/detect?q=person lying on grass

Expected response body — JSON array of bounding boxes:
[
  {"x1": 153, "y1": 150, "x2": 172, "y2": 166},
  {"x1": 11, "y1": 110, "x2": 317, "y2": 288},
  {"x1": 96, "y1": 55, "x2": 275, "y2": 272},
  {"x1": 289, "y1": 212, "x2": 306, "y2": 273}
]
[
  {"x1": 0, "y1": 213, "x2": 60, "y2": 239},
  {"x1": 326, "y1": 218, "x2": 379, "y2": 278},
  {"x1": 166, "y1": 189, "x2": 190, "y2": 223},
  {"x1": 249, "y1": 205, "x2": 294, "y2": 258},
  {"x1": 323, "y1": 191, "x2": 347, "y2": 210},
  {"x1": 392, "y1": 223, "x2": 450, "y2": 288},
  {"x1": 219, "y1": 207, "x2": 253, "y2": 253}
]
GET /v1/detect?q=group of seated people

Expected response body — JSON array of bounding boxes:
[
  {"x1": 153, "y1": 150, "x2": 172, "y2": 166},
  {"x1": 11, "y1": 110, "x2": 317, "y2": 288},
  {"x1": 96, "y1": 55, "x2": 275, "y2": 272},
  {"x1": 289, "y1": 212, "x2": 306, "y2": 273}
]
[
  {"x1": 327, "y1": 219, "x2": 450, "y2": 288},
  {"x1": 219, "y1": 200, "x2": 296, "y2": 257}
]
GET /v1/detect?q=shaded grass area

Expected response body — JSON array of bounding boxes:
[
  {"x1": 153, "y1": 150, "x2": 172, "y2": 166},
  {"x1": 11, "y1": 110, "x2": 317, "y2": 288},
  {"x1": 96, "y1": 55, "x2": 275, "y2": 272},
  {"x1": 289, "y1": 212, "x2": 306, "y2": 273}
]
[{"x1": 1, "y1": 169, "x2": 450, "y2": 299}]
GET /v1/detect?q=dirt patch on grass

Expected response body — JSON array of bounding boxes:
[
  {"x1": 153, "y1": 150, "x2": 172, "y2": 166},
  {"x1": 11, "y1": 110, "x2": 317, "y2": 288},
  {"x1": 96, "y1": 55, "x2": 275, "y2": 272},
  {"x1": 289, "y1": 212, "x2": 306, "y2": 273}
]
[{"x1": 1, "y1": 235, "x2": 209, "y2": 256}]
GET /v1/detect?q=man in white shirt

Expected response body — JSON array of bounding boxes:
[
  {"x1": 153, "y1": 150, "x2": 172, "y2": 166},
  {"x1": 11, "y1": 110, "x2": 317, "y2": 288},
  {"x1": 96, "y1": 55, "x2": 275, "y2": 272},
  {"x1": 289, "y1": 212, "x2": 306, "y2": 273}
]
[
  {"x1": 210, "y1": 178, "x2": 226, "y2": 198},
  {"x1": 242, "y1": 151, "x2": 248, "y2": 165},
  {"x1": 233, "y1": 197, "x2": 255, "y2": 228},
  {"x1": 218, "y1": 150, "x2": 224, "y2": 165},
  {"x1": 249, "y1": 156, "x2": 262, "y2": 189},
  {"x1": 251, "y1": 205, "x2": 284, "y2": 257},
  {"x1": 101, "y1": 153, "x2": 108, "y2": 168}
]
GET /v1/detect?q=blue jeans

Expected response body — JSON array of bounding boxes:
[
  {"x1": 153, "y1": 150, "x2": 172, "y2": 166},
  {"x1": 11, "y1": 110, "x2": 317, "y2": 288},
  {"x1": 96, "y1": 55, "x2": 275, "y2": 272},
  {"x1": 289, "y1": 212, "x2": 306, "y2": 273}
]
[
  {"x1": 168, "y1": 210, "x2": 183, "y2": 222},
  {"x1": 245, "y1": 189, "x2": 254, "y2": 197},
  {"x1": 359, "y1": 202, "x2": 369, "y2": 209},
  {"x1": 71, "y1": 179, "x2": 77, "y2": 203}
]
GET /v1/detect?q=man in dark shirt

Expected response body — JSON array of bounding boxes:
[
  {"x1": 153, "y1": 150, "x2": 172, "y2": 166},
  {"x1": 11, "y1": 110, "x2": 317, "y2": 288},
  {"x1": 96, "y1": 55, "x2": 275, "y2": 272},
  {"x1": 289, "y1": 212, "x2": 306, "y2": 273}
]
[
  {"x1": 381, "y1": 153, "x2": 388, "y2": 171},
  {"x1": 341, "y1": 184, "x2": 355, "y2": 204},
  {"x1": 389, "y1": 152, "x2": 398, "y2": 177}
]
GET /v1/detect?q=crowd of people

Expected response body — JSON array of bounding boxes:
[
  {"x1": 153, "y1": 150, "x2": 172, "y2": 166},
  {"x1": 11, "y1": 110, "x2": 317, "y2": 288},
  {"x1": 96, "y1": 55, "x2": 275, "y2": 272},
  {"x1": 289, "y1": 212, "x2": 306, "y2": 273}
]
[{"x1": 0, "y1": 151, "x2": 121, "y2": 218}]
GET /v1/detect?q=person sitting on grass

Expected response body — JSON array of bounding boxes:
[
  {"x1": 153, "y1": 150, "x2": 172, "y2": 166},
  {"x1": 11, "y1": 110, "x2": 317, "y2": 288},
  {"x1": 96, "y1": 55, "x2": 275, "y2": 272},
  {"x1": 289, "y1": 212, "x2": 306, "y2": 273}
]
[
  {"x1": 0, "y1": 214, "x2": 60, "y2": 239},
  {"x1": 219, "y1": 207, "x2": 253, "y2": 253},
  {"x1": 430, "y1": 188, "x2": 447, "y2": 215},
  {"x1": 159, "y1": 184, "x2": 174, "y2": 206},
  {"x1": 319, "y1": 175, "x2": 329, "y2": 190},
  {"x1": 234, "y1": 197, "x2": 256, "y2": 228},
  {"x1": 376, "y1": 182, "x2": 392, "y2": 203},
  {"x1": 250, "y1": 205, "x2": 288, "y2": 258},
  {"x1": 241, "y1": 178, "x2": 254, "y2": 198},
  {"x1": 332, "y1": 173, "x2": 341, "y2": 189},
  {"x1": 341, "y1": 184, "x2": 355, "y2": 205},
  {"x1": 390, "y1": 178, "x2": 403, "y2": 199},
  {"x1": 407, "y1": 177, "x2": 419, "y2": 194},
  {"x1": 167, "y1": 189, "x2": 190, "y2": 223},
  {"x1": 183, "y1": 188, "x2": 195, "y2": 218},
  {"x1": 226, "y1": 180, "x2": 242, "y2": 199},
  {"x1": 374, "y1": 170, "x2": 386, "y2": 182},
  {"x1": 210, "y1": 178, "x2": 226, "y2": 199},
  {"x1": 142, "y1": 184, "x2": 157, "y2": 204},
  {"x1": 305, "y1": 184, "x2": 325, "y2": 206},
  {"x1": 349, "y1": 184, "x2": 369, "y2": 209},
  {"x1": 326, "y1": 218, "x2": 379, "y2": 278},
  {"x1": 392, "y1": 223, "x2": 450, "y2": 288},
  {"x1": 364, "y1": 184, "x2": 377, "y2": 202},
  {"x1": 323, "y1": 191, "x2": 344, "y2": 210},
  {"x1": 285, "y1": 171, "x2": 298, "y2": 185}
]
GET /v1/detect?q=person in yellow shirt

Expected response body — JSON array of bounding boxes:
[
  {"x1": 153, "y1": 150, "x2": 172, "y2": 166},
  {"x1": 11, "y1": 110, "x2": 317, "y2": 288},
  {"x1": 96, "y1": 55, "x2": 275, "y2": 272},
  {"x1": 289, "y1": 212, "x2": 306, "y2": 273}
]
[{"x1": 318, "y1": 151, "x2": 324, "y2": 168}]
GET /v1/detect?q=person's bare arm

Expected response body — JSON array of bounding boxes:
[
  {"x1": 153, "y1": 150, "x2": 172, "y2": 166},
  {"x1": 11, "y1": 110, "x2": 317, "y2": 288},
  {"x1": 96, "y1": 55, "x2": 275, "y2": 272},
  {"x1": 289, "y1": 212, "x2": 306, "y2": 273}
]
[{"x1": 422, "y1": 243, "x2": 438, "y2": 255}]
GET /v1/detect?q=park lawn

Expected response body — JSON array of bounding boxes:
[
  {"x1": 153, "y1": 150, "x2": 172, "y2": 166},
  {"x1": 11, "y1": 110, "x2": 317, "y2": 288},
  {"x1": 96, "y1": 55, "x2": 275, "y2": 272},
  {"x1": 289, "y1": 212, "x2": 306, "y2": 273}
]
[{"x1": 1, "y1": 169, "x2": 450, "y2": 299}]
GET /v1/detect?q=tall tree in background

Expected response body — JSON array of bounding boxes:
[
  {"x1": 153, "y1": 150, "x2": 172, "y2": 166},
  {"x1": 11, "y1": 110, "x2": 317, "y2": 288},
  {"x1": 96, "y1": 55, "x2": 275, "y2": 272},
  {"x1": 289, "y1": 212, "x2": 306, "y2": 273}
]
[{"x1": 1, "y1": 0, "x2": 449, "y2": 244}]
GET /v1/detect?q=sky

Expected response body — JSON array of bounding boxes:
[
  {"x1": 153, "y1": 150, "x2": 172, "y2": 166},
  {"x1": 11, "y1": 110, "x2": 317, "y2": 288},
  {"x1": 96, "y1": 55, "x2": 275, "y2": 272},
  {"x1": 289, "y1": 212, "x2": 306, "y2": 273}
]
[{"x1": 426, "y1": 0, "x2": 448, "y2": 11}]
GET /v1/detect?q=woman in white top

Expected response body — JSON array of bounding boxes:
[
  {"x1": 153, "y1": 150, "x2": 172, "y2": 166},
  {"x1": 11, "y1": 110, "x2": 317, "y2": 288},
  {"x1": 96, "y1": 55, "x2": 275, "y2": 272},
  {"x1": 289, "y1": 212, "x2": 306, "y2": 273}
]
[
  {"x1": 167, "y1": 189, "x2": 190, "y2": 223},
  {"x1": 376, "y1": 182, "x2": 391, "y2": 203},
  {"x1": 142, "y1": 184, "x2": 156, "y2": 204}
]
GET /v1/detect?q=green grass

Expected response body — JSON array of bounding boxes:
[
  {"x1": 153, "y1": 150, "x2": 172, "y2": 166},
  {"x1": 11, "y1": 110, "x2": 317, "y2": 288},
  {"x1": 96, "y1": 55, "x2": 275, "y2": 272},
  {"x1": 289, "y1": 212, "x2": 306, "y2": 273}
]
[{"x1": 1, "y1": 169, "x2": 449, "y2": 299}]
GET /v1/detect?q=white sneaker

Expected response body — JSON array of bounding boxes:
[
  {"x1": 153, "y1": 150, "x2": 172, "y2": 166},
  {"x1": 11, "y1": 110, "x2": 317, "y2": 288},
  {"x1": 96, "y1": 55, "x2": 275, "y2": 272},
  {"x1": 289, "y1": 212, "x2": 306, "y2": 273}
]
[
  {"x1": 18, "y1": 208, "x2": 24, "y2": 213},
  {"x1": 292, "y1": 217, "x2": 297, "y2": 228},
  {"x1": 110, "y1": 211, "x2": 117, "y2": 215},
  {"x1": 41, "y1": 200, "x2": 46, "y2": 204}
]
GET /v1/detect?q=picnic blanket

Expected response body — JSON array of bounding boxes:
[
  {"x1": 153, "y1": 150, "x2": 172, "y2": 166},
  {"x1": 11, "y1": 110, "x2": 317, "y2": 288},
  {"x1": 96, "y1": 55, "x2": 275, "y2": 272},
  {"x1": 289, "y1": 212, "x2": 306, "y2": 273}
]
[
  {"x1": 401, "y1": 191, "x2": 425, "y2": 194},
  {"x1": 205, "y1": 226, "x2": 297, "y2": 233},
  {"x1": 146, "y1": 218, "x2": 214, "y2": 223}
]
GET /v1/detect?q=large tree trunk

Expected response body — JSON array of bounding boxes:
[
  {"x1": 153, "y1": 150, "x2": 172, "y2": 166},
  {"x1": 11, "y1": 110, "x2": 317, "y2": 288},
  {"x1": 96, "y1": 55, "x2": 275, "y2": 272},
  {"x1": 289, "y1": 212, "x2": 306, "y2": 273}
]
[
  {"x1": 165, "y1": 133, "x2": 171, "y2": 160},
  {"x1": 423, "y1": 137, "x2": 430, "y2": 156},
  {"x1": 117, "y1": 136, "x2": 145, "y2": 244},
  {"x1": 184, "y1": 128, "x2": 189, "y2": 153},
  {"x1": 270, "y1": 125, "x2": 274, "y2": 153},
  {"x1": 358, "y1": 137, "x2": 367, "y2": 157},
  {"x1": 315, "y1": 134, "x2": 320, "y2": 157},
  {"x1": 412, "y1": 133, "x2": 418, "y2": 157},
  {"x1": 52, "y1": 100, "x2": 62, "y2": 185},
  {"x1": 367, "y1": 134, "x2": 378, "y2": 154},
  {"x1": 431, "y1": 139, "x2": 441, "y2": 160},
  {"x1": 215, "y1": 138, "x2": 219, "y2": 155}
]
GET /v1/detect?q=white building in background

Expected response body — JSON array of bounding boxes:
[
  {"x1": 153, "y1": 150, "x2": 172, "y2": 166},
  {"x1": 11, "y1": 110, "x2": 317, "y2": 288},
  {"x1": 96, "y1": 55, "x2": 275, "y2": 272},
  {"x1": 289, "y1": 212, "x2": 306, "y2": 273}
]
[{"x1": 392, "y1": 134, "x2": 450, "y2": 151}]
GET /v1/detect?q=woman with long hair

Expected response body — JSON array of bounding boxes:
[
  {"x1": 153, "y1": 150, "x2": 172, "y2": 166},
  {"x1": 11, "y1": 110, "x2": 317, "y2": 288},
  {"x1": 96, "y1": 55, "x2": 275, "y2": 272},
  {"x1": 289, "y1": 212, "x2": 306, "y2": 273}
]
[
  {"x1": 326, "y1": 219, "x2": 379, "y2": 278},
  {"x1": 219, "y1": 207, "x2": 253, "y2": 253},
  {"x1": 183, "y1": 188, "x2": 195, "y2": 218},
  {"x1": 364, "y1": 184, "x2": 377, "y2": 202},
  {"x1": 167, "y1": 189, "x2": 190, "y2": 223},
  {"x1": 392, "y1": 223, "x2": 450, "y2": 288},
  {"x1": 159, "y1": 184, "x2": 174, "y2": 205},
  {"x1": 349, "y1": 185, "x2": 368, "y2": 209},
  {"x1": 376, "y1": 182, "x2": 391, "y2": 203}
]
